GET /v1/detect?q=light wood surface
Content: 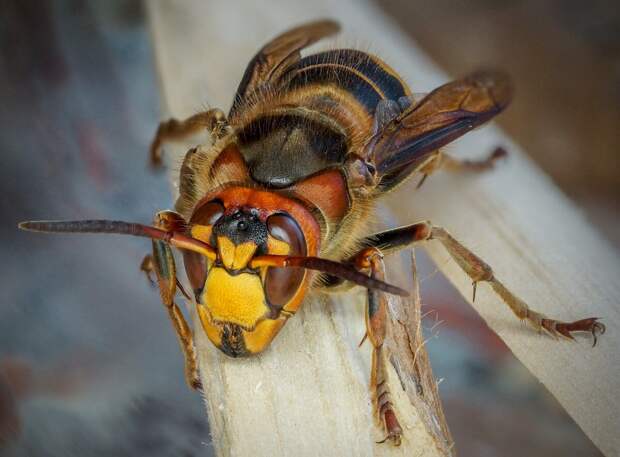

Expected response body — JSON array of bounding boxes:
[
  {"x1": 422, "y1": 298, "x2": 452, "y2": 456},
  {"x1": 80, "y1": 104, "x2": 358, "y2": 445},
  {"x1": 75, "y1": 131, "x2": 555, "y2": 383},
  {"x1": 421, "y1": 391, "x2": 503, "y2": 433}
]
[{"x1": 147, "y1": 1, "x2": 620, "y2": 456}]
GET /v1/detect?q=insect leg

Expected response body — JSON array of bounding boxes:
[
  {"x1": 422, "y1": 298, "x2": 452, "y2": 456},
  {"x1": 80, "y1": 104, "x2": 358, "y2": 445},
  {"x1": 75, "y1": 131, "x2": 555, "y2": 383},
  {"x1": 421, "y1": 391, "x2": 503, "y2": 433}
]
[
  {"x1": 416, "y1": 147, "x2": 507, "y2": 189},
  {"x1": 140, "y1": 254, "x2": 156, "y2": 286},
  {"x1": 150, "y1": 108, "x2": 229, "y2": 167},
  {"x1": 141, "y1": 253, "x2": 192, "y2": 300},
  {"x1": 150, "y1": 212, "x2": 202, "y2": 389},
  {"x1": 353, "y1": 247, "x2": 403, "y2": 446},
  {"x1": 361, "y1": 222, "x2": 605, "y2": 343}
]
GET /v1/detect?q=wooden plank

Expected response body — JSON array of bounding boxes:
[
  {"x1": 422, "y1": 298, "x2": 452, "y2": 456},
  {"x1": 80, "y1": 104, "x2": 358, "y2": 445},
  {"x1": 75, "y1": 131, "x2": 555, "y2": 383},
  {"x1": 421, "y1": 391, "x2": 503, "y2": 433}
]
[
  {"x1": 146, "y1": 1, "x2": 620, "y2": 456},
  {"x1": 146, "y1": 2, "x2": 451, "y2": 456}
]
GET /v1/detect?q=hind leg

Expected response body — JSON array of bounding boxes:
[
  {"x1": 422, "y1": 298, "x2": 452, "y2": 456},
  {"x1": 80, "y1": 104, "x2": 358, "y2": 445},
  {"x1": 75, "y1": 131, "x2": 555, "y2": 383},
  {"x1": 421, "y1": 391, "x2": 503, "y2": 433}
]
[{"x1": 416, "y1": 146, "x2": 507, "y2": 188}]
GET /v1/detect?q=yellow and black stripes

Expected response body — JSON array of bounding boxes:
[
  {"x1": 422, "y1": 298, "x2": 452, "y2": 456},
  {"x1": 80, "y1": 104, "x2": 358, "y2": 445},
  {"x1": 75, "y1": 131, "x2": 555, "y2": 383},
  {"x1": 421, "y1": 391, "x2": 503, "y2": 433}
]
[
  {"x1": 233, "y1": 49, "x2": 412, "y2": 190},
  {"x1": 281, "y1": 49, "x2": 411, "y2": 112}
]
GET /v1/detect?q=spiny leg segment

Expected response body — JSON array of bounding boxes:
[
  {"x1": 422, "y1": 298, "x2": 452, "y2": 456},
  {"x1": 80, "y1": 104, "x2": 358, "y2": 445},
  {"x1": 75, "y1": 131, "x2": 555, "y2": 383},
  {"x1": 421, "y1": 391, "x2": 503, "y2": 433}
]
[
  {"x1": 361, "y1": 221, "x2": 605, "y2": 344},
  {"x1": 353, "y1": 247, "x2": 403, "y2": 446}
]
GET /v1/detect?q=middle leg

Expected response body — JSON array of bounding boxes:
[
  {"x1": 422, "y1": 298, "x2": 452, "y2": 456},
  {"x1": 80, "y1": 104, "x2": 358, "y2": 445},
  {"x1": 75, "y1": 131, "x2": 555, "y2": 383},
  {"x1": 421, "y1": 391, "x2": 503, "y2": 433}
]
[
  {"x1": 145, "y1": 211, "x2": 202, "y2": 389},
  {"x1": 149, "y1": 108, "x2": 230, "y2": 167}
]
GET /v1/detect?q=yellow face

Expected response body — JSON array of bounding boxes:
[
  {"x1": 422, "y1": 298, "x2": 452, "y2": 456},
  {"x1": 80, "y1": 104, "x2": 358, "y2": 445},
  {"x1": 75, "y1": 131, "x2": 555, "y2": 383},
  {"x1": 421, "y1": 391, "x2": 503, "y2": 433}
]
[
  {"x1": 199, "y1": 235, "x2": 283, "y2": 331},
  {"x1": 185, "y1": 196, "x2": 312, "y2": 357},
  {"x1": 202, "y1": 267, "x2": 269, "y2": 329}
]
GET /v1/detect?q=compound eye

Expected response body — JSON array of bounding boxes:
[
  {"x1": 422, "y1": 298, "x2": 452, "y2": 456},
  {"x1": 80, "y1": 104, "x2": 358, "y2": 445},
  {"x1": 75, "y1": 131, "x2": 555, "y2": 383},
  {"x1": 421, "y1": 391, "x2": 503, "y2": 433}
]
[
  {"x1": 265, "y1": 213, "x2": 307, "y2": 308},
  {"x1": 266, "y1": 214, "x2": 306, "y2": 256},
  {"x1": 191, "y1": 200, "x2": 224, "y2": 225},
  {"x1": 184, "y1": 200, "x2": 224, "y2": 297},
  {"x1": 183, "y1": 250, "x2": 207, "y2": 297}
]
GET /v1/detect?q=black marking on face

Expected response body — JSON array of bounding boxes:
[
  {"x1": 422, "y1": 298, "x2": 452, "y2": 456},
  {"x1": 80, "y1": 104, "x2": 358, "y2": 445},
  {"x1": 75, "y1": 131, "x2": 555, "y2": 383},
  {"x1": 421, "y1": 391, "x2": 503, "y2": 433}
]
[{"x1": 212, "y1": 209, "x2": 268, "y2": 249}]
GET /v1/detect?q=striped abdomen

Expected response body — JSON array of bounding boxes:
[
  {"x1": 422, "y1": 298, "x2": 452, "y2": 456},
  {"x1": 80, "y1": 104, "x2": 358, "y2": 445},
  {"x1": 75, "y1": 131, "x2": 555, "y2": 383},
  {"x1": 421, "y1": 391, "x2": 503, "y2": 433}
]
[
  {"x1": 235, "y1": 49, "x2": 411, "y2": 187},
  {"x1": 284, "y1": 49, "x2": 411, "y2": 113}
]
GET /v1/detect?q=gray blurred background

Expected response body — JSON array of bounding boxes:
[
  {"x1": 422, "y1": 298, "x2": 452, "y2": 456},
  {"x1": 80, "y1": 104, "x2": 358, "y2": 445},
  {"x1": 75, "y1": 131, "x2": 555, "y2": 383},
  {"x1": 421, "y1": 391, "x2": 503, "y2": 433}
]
[{"x1": 1, "y1": 1, "x2": 617, "y2": 456}]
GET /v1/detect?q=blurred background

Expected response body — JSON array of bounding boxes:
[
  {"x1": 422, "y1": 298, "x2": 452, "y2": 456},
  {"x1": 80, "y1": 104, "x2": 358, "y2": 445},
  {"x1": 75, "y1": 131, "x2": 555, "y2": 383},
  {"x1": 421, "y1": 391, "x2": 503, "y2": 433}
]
[{"x1": 1, "y1": 1, "x2": 617, "y2": 456}]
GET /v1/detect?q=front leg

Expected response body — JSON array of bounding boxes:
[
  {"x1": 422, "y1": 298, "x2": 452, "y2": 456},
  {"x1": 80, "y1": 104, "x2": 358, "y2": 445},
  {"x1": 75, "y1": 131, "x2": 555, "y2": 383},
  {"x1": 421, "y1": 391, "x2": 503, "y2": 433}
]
[
  {"x1": 360, "y1": 222, "x2": 605, "y2": 344},
  {"x1": 353, "y1": 247, "x2": 403, "y2": 446},
  {"x1": 146, "y1": 211, "x2": 202, "y2": 389}
]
